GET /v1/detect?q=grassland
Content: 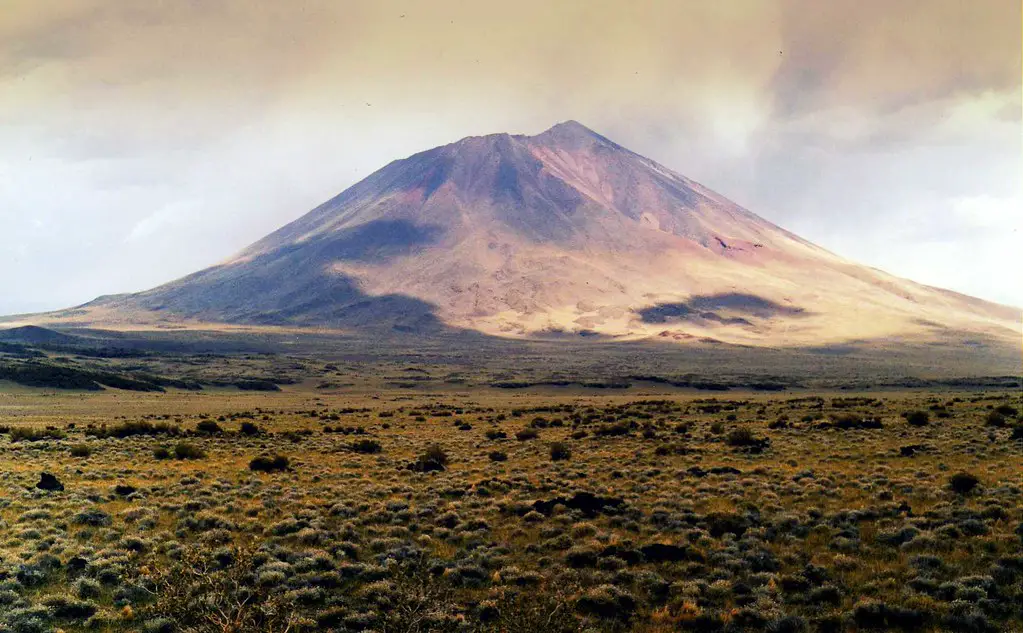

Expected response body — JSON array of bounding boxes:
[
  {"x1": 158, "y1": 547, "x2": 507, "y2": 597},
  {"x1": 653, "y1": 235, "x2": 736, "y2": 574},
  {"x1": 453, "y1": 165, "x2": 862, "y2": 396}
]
[{"x1": 0, "y1": 381, "x2": 1020, "y2": 633}]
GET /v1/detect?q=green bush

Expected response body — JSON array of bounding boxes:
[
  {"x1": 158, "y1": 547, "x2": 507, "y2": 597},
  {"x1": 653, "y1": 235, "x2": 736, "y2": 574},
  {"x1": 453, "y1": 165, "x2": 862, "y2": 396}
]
[{"x1": 173, "y1": 442, "x2": 206, "y2": 460}]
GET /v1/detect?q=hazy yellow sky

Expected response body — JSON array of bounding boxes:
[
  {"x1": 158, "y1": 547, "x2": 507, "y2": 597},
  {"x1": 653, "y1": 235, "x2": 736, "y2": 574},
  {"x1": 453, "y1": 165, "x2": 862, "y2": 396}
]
[{"x1": 1, "y1": 0, "x2": 1020, "y2": 311}]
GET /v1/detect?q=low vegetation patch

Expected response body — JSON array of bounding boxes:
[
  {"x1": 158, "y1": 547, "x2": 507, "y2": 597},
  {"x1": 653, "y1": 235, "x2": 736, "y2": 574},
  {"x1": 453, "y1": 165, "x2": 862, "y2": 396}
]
[{"x1": 0, "y1": 386, "x2": 1018, "y2": 632}]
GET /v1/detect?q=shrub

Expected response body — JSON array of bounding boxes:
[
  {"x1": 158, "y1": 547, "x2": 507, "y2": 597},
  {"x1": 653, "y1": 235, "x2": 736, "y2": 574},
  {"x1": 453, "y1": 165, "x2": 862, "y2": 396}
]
[
  {"x1": 515, "y1": 428, "x2": 539, "y2": 441},
  {"x1": 654, "y1": 443, "x2": 689, "y2": 456},
  {"x1": 142, "y1": 618, "x2": 177, "y2": 633},
  {"x1": 710, "y1": 421, "x2": 725, "y2": 434},
  {"x1": 239, "y1": 421, "x2": 260, "y2": 435},
  {"x1": 410, "y1": 444, "x2": 449, "y2": 472},
  {"x1": 575, "y1": 584, "x2": 637, "y2": 620},
  {"x1": 195, "y1": 419, "x2": 223, "y2": 434},
  {"x1": 769, "y1": 616, "x2": 808, "y2": 633},
  {"x1": 41, "y1": 593, "x2": 98, "y2": 619},
  {"x1": 70, "y1": 443, "x2": 92, "y2": 458},
  {"x1": 8, "y1": 426, "x2": 65, "y2": 442},
  {"x1": 850, "y1": 601, "x2": 926, "y2": 630},
  {"x1": 131, "y1": 544, "x2": 299, "y2": 631},
  {"x1": 349, "y1": 439, "x2": 382, "y2": 454},
  {"x1": 488, "y1": 450, "x2": 507, "y2": 462},
  {"x1": 565, "y1": 545, "x2": 599, "y2": 567},
  {"x1": 74, "y1": 578, "x2": 102, "y2": 600},
  {"x1": 727, "y1": 427, "x2": 756, "y2": 446},
  {"x1": 727, "y1": 427, "x2": 770, "y2": 452},
  {"x1": 595, "y1": 421, "x2": 631, "y2": 437},
  {"x1": 985, "y1": 410, "x2": 1007, "y2": 427},
  {"x1": 153, "y1": 446, "x2": 171, "y2": 460},
  {"x1": 88, "y1": 420, "x2": 178, "y2": 438},
  {"x1": 905, "y1": 410, "x2": 930, "y2": 426},
  {"x1": 173, "y1": 442, "x2": 206, "y2": 460},
  {"x1": 827, "y1": 413, "x2": 883, "y2": 430},
  {"x1": 549, "y1": 442, "x2": 571, "y2": 461},
  {"x1": 949, "y1": 472, "x2": 980, "y2": 495},
  {"x1": 485, "y1": 429, "x2": 507, "y2": 440},
  {"x1": 249, "y1": 454, "x2": 290, "y2": 472},
  {"x1": 74, "y1": 508, "x2": 112, "y2": 527}
]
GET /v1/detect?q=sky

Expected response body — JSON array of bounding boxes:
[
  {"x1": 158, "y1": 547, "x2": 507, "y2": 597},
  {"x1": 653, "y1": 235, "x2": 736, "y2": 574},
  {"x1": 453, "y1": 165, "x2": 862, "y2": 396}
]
[{"x1": 1, "y1": 0, "x2": 1020, "y2": 314}]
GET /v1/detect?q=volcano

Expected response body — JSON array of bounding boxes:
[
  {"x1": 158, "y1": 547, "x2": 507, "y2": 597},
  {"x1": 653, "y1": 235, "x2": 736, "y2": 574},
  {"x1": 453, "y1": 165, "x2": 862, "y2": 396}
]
[{"x1": 39, "y1": 121, "x2": 1019, "y2": 346}]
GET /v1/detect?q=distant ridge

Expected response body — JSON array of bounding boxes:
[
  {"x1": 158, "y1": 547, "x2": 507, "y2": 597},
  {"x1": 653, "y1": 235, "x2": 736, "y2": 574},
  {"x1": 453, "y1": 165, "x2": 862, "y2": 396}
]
[{"x1": 0, "y1": 325, "x2": 81, "y2": 346}]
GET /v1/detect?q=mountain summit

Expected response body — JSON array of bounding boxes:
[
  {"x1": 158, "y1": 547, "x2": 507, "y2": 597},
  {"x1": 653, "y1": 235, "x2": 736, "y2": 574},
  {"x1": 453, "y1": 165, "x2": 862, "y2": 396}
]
[{"x1": 64, "y1": 122, "x2": 1017, "y2": 345}]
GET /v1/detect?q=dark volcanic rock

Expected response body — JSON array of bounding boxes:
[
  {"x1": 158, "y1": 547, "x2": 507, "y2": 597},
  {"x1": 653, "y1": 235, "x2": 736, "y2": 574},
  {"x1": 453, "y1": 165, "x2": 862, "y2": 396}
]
[{"x1": 36, "y1": 472, "x2": 64, "y2": 491}]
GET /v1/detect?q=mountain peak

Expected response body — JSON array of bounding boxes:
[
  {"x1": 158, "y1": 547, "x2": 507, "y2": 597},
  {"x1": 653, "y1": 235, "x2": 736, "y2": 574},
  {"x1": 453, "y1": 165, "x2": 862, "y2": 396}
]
[
  {"x1": 441, "y1": 121, "x2": 608, "y2": 156},
  {"x1": 72, "y1": 121, "x2": 1019, "y2": 348},
  {"x1": 531, "y1": 119, "x2": 620, "y2": 152},
  {"x1": 543, "y1": 119, "x2": 595, "y2": 135}
]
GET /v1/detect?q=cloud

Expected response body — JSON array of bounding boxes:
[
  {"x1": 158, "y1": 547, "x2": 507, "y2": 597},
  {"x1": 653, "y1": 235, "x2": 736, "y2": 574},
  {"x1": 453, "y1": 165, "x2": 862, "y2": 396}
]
[
  {"x1": 769, "y1": 0, "x2": 1020, "y2": 116},
  {"x1": 0, "y1": 0, "x2": 1019, "y2": 313}
]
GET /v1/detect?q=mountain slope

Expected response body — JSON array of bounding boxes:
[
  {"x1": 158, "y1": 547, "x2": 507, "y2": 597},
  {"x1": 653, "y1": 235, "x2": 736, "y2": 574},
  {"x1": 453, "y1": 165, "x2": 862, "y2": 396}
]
[{"x1": 41, "y1": 121, "x2": 1021, "y2": 346}]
